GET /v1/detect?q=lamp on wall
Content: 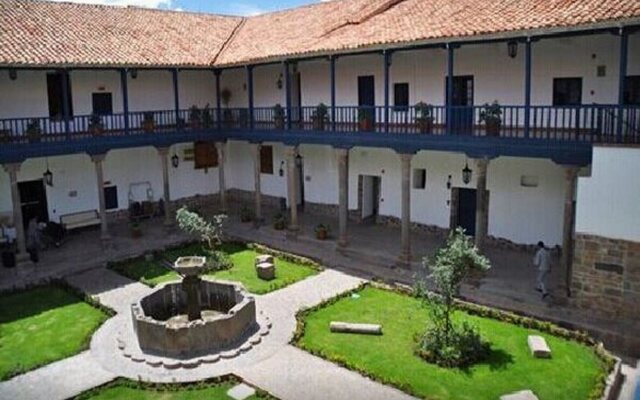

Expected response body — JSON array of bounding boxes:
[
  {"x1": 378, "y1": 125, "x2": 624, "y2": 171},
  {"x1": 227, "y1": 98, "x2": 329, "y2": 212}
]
[
  {"x1": 43, "y1": 159, "x2": 53, "y2": 187},
  {"x1": 462, "y1": 161, "x2": 473, "y2": 185},
  {"x1": 446, "y1": 174, "x2": 452, "y2": 190},
  {"x1": 507, "y1": 41, "x2": 518, "y2": 59},
  {"x1": 171, "y1": 153, "x2": 179, "y2": 168},
  {"x1": 278, "y1": 161, "x2": 285, "y2": 177},
  {"x1": 130, "y1": 69, "x2": 138, "y2": 79},
  {"x1": 8, "y1": 69, "x2": 17, "y2": 81},
  {"x1": 276, "y1": 73, "x2": 283, "y2": 90}
]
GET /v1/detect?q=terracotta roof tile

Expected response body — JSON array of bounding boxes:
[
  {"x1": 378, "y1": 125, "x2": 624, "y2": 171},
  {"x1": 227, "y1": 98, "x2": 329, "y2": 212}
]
[{"x1": 1, "y1": 0, "x2": 639, "y2": 68}]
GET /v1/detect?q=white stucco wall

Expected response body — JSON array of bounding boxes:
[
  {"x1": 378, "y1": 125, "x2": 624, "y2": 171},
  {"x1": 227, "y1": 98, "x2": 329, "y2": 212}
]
[{"x1": 575, "y1": 146, "x2": 640, "y2": 242}]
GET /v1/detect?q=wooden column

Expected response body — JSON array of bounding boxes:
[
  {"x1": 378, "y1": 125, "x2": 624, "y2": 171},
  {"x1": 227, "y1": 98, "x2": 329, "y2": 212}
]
[
  {"x1": 617, "y1": 29, "x2": 629, "y2": 141},
  {"x1": 120, "y1": 69, "x2": 130, "y2": 135},
  {"x1": 524, "y1": 38, "x2": 532, "y2": 138},
  {"x1": 398, "y1": 152, "x2": 413, "y2": 264},
  {"x1": 286, "y1": 146, "x2": 299, "y2": 231},
  {"x1": 172, "y1": 69, "x2": 180, "y2": 129},
  {"x1": 336, "y1": 148, "x2": 349, "y2": 247},
  {"x1": 3, "y1": 163, "x2": 31, "y2": 265},
  {"x1": 90, "y1": 154, "x2": 110, "y2": 242},
  {"x1": 330, "y1": 56, "x2": 336, "y2": 132},
  {"x1": 474, "y1": 158, "x2": 489, "y2": 249},
  {"x1": 251, "y1": 143, "x2": 262, "y2": 226},
  {"x1": 157, "y1": 147, "x2": 172, "y2": 227},
  {"x1": 216, "y1": 142, "x2": 227, "y2": 212},
  {"x1": 562, "y1": 166, "x2": 579, "y2": 296}
]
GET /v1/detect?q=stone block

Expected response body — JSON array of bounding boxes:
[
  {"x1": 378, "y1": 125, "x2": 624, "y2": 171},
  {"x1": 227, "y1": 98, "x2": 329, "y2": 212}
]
[
  {"x1": 227, "y1": 383, "x2": 256, "y2": 400},
  {"x1": 500, "y1": 390, "x2": 539, "y2": 400},
  {"x1": 527, "y1": 335, "x2": 551, "y2": 358},
  {"x1": 255, "y1": 254, "x2": 274, "y2": 266},
  {"x1": 256, "y1": 262, "x2": 275, "y2": 280},
  {"x1": 330, "y1": 321, "x2": 383, "y2": 335}
]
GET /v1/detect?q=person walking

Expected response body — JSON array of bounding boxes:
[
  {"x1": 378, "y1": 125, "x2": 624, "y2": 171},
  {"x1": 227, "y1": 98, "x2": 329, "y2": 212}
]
[{"x1": 533, "y1": 241, "x2": 551, "y2": 299}]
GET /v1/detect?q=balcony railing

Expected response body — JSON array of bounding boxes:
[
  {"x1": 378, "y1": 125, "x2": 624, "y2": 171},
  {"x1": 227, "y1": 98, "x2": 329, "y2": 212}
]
[{"x1": 0, "y1": 104, "x2": 638, "y2": 146}]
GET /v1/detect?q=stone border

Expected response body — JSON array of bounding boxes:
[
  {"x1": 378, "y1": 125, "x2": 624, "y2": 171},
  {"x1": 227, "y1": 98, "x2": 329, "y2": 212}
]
[
  {"x1": 72, "y1": 373, "x2": 277, "y2": 399},
  {"x1": 116, "y1": 311, "x2": 272, "y2": 371},
  {"x1": 291, "y1": 282, "x2": 620, "y2": 400}
]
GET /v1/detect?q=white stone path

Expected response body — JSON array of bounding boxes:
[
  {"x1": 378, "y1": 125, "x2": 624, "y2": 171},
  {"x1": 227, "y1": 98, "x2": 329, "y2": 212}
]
[{"x1": 0, "y1": 268, "x2": 415, "y2": 400}]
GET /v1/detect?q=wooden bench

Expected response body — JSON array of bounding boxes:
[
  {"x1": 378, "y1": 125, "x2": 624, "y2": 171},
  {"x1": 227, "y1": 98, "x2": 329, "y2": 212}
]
[{"x1": 60, "y1": 210, "x2": 101, "y2": 231}]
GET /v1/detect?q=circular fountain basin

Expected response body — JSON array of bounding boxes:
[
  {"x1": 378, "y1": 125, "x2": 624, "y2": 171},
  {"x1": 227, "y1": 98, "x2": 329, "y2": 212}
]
[{"x1": 131, "y1": 280, "x2": 258, "y2": 358}]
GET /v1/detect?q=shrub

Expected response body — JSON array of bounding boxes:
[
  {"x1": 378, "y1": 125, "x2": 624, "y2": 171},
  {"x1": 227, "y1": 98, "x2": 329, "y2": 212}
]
[
  {"x1": 176, "y1": 207, "x2": 228, "y2": 270},
  {"x1": 415, "y1": 227, "x2": 491, "y2": 368}
]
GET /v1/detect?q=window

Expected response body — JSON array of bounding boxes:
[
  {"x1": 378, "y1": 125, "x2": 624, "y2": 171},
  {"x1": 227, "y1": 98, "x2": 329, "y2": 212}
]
[
  {"x1": 553, "y1": 78, "x2": 582, "y2": 106},
  {"x1": 46, "y1": 73, "x2": 73, "y2": 119},
  {"x1": 92, "y1": 93, "x2": 113, "y2": 115},
  {"x1": 194, "y1": 141, "x2": 218, "y2": 169},
  {"x1": 104, "y1": 186, "x2": 118, "y2": 210},
  {"x1": 260, "y1": 146, "x2": 274, "y2": 174},
  {"x1": 520, "y1": 175, "x2": 539, "y2": 188},
  {"x1": 624, "y1": 76, "x2": 640, "y2": 105},
  {"x1": 412, "y1": 169, "x2": 426, "y2": 189},
  {"x1": 394, "y1": 83, "x2": 409, "y2": 111}
]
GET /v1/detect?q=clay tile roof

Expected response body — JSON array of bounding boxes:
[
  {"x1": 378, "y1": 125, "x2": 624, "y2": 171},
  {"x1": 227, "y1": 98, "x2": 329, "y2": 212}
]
[
  {"x1": 1, "y1": 0, "x2": 640, "y2": 68},
  {"x1": 0, "y1": 0, "x2": 243, "y2": 67}
]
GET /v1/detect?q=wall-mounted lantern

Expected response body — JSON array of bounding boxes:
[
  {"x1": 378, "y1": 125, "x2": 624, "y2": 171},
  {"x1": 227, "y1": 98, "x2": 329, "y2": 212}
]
[
  {"x1": 507, "y1": 41, "x2": 518, "y2": 59},
  {"x1": 446, "y1": 174, "x2": 452, "y2": 190},
  {"x1": 278, "y1": 161, "x2": 285, "y2": 177},
  {"x1": 130, "y1": 69, "x2": 138, "y2": 79},
  {"x1": 462, "y1": 162, "x2": 472, "y2": 185},
  {"x1": 171, "y1": 153, "x2": 179, "y2": 168},
  {"x1": 43, "y1": 159, "x2": 53, "y2": 187},
  {"x1": 276, "y1": 73, "x2": 283, "y2": 90},
  {"x1": 8, "y1": 69, "x2": 17, "y2": 81}
]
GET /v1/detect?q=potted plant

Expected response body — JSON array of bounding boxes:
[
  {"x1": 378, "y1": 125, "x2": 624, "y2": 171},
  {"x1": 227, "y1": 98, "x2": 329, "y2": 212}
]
[
  {"x1": 272, "y1": 213, "x2": 286, "y2": 230},
  {"x1": 240, "y1": 206, "x2": 253, "y2": 223},
  {"x1": 312, "y1": 103, "x2": 328, "y2": 131},
  {"x1": 189, "y1": 105, "x2": 202, "y2": 129},
  {"x1": 415, "y1": 102, "x2": 434, "y2": 134},
  {"x1": 238, "y1": 109, "x2": 249, "y2": 128},
  {"x1": 0, "y1": 129, "x2": 11, "y2": 143},
  {"x1": 273, "y1": 104, "x2": 285, "y2": 129},
  {"x1": 142, "y1": 112, "x2": 155, "y2": 133},
  {"x1": 314, "y1": 223, "x2": 330, "y2": 240},
  {"x1": 88, "y1": 114, "x2": 104, "y2": 136},
  {"x1": 202, "y1": 104, "x2": 214, "y2": 128},
  {"x1": 358, "y1": 108, "x2": 373, "y2": 131},
  {"x1": 479, "y1": 101, "x2": 502, "y2": 137},
  {"x1": 26, "y1": 119, "x2": 42, "y2": 143},
  {"x1": 131, "y1": 222, "x2": 142, "y2": 238}
]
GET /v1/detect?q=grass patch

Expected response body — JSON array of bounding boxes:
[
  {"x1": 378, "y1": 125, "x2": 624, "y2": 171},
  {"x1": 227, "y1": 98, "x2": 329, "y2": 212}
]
[
  {"x1": 295, "y1": 286, "x2": 608, "y2": 400},
  {"x1": 75, "y1": 376, "x2": 274, "y2": 400},
  {"x1": 110, "y1": 242, "x2": 319, "y2": 294},
  {"x1": 0, "y1": 285, "x2": 109, "y2": 381}
]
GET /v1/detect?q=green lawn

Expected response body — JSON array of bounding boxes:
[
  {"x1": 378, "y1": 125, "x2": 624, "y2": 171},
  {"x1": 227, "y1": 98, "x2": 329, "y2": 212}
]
[
  {"x1": 0, "y1": 286, "x2": 109, "y2": 381},
  {"x1": 112, "y1": 242, "x2": 318, "y2": 294},
  {"x1": 296, "y1": 286, "x2": 605, "y2": 400},
  {"x1": 76, "y1": 379, "x2": 265, "y2": 400}
]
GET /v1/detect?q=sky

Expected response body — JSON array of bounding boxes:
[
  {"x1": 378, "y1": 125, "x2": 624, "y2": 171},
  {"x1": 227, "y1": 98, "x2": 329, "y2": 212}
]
[{"x1": 47, "y1": 0, "x2": 324, "y2": 16}]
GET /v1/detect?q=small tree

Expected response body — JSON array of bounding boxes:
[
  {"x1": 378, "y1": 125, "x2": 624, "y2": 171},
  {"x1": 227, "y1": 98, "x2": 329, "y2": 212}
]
[
  {"x1": 416, "y1": 227, "x2": 491, "y2": 368},
  {"x1": 176, "y1": 207, "x2": 231, "y2": 270}
]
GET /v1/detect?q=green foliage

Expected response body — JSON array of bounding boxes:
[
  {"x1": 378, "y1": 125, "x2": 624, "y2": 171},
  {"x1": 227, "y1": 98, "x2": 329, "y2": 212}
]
[
  {"x1": 414, "y1": 102, "x2": 434, "y2": 121},
  {"x1": 479, "y1": 100, "x2": 502, "y2": 123},
  {"x1": 176, "y1": 207, "x2": 225, "y2": 252},
  {"x1": 416, "y1": 227, "x2": 491, "y2": 368}
]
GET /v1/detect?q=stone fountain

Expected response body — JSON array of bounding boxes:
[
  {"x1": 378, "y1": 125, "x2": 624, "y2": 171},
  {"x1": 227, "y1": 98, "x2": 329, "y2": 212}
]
[{"x1": 130, "y1": 256, "x2": 258, "y2": 358}]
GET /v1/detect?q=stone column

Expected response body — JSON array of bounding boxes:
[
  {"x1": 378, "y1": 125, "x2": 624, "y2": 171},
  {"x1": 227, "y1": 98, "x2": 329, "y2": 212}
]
[
  {"x1": 336, "y1": 148, "x2": 349, "y2": 247},
  {"x1": 398, "y1": 153, "x2": 413, "y2": 264},
  {"x1": 474, "y1": 158, "x2": 489, "y2": 249},
  {"x1": 562, "y1": 165, "x2": 579, "y2": 296},
  {"x1": 91, "y1": 154, "x2": 111, "y2": 242},
  {"x1": 286, "y1": 146, "x2": 299, "y2": 231},
  {"x1": 251, "y1": 143, "x2": 263, "y2": 226},
  {"x1": 157, "y1": 147, "x2": 172, "y2": 227},
  {"x1": 3, "y1": 163, "x2": 31, "y2": 266},
  {"x1": 216, "y1": 142, "x2": 227, "y2": 213}
]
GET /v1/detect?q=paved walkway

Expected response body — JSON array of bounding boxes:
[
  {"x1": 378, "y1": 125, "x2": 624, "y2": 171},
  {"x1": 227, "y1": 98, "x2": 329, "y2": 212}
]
[{"x1": 1, "y1": 265, "x2": 414, "y2": 400}]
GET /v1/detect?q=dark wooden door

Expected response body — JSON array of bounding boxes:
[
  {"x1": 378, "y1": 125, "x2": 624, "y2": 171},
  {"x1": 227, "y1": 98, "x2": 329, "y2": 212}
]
[
  {"x1": 358, "y1": 75, "x2": 376, "y2": 125},
  {"x1": 457, "y1": 188, "x2": 476, "y2": 236},
  {"x1": 18, "y1": 179, "x2": 49, "y2": 229},
  {"x1": 447, "y1": 76, "x2": 474, "y2": 134}
]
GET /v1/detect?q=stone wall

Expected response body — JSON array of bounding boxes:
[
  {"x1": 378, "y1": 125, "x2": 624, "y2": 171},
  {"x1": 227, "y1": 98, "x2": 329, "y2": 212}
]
[{"x1": 571, "y1": 233, "x2": 640, "y2": 319}]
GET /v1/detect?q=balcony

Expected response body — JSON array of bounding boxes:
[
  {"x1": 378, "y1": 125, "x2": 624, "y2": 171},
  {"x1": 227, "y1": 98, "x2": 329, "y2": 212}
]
[{"x1": 0, "y1": 104, "x2": 638, "y2": 164}]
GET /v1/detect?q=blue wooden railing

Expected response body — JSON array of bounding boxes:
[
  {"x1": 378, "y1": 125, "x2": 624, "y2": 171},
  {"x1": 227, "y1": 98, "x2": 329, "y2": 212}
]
[{"x1": 0, "y1": 104, "x2": 638, "y2": 145}]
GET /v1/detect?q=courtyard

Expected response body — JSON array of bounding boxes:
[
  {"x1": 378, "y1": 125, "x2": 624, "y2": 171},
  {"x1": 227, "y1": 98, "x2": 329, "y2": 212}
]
[{"x1": 0, "y1": 207, "x2": 634, "y2": 400}]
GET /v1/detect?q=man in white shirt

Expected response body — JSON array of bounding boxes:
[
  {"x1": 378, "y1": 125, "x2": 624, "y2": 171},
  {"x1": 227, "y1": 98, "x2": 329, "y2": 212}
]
[{"x1": 533, "y1": 241, "x2": 551, "y2": 299}]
